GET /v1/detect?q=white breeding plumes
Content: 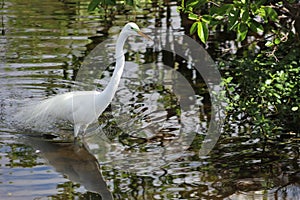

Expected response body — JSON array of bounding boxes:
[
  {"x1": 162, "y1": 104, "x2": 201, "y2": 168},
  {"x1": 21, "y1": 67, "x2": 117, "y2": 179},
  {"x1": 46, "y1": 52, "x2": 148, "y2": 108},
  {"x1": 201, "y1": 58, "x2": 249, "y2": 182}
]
[{"x1": 16, "y1": 22, "x2": 151, "y2": 139}]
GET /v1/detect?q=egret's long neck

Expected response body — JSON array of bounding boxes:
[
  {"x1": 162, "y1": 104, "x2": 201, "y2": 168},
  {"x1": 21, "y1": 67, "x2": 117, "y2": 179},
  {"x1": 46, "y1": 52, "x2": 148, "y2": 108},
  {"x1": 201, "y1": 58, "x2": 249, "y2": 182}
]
[{"x1": 99, "y1": 31, "x2": 128, "y2": 109}]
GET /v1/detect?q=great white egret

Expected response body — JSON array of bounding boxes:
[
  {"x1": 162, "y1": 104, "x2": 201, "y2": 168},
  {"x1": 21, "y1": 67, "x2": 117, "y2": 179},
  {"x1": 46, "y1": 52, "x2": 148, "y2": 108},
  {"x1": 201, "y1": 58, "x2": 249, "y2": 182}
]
[{"x1": 17, "y1": 22, "x2": 151, "y2": 139}]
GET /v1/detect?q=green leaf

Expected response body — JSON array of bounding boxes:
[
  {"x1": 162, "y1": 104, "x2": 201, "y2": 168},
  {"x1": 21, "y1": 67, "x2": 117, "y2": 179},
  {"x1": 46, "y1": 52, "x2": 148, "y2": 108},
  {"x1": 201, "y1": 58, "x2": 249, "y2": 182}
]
[
  {"x1": 264, "y1": 6, "x2": 278, "y2": 21},
  {"x1": 186, "y1": 0, "x2": 200, "y2": 7},
  {"x1": 250, "y1": 3, "x2": 258, "y2": 13},
  {"x1": 202, "y1": 14, "x2": 212, "y2": 23},
  {"x1": 226, "y1": 77, "x2": 233, "y2": 83},
  {"x1": 188, "y1": 13, "x2": 199, "y2": 20},
  {"x1": 228, "y1": 8, "x2": 240, "y2": 30},
  {"x1": 274, "y1": 38, "x2": 281, "y2": 45},
  {"x1": 88, "y1": 0, "x2": 101, "y2": 11},
  {"x1": 181, "y1": 0, "x2": 184, "y2": 8},
  {"x1": 275, "y1": 83, "x2": 283, "y2": 90},
  {"x1": 197, "y1": 21, "x2": 209, "y2": 43},
  {"x1": 241, "y1": 7, "x2": 249, "y2": 22},
  {"x1": 292, "y1": 107, "x2": 299, "y2": 111},
  {"x1": 257, "y1": 7, "x2": 267, "y2": 21},
  {"x1": 237, "y1": 23, "x2": 248, "y2": 41},
  {"x1": 210, "y1": 4, "x2": 233, "y2": 16},
  {"x1": 125, "y1": 0, "x2": 135, "y2": 6},
  {"x1": 265, "y1": 79, "x2": 272, "y2": 85},
  {"x1": 233, "y1": 0, "x2": 243, "y2": 7},
  {"x1": 88, "y1": 0, "x2": 116, "y2": 11},
  {"x1": 197, "y1": 21, "x2": 204, "y2": 43},
  {"x1": 248, "y1": 20, "x2": 264, "y2": 33},
  {"x1": 273, "y1": 93, "x2": 281, "y2": 99},
  {"x1": 104, "y1": 0, "x2": 116, "y2": 5},
  {"x1": 229, "y1": 86, "x2": 235, "y2": 92},
  {"x1": 233, "y1": 94, "x2": 240, "y2": 101},
  {"x1": 202, "y1": 21, "x2": 209, "y2": 42},
  {"x1": 190, "y1": 22, "x2": 198, "y2": 35},
  {"x1": 186, "y1": 0, "x2": 201, "y2": 10}
]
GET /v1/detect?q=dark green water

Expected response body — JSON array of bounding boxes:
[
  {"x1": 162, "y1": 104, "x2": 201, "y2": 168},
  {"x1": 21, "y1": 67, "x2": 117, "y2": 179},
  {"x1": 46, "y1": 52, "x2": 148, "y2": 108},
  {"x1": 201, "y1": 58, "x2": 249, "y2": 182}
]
[{"x1": 1, "y1": 0, "x2": 299, "y2": 199}]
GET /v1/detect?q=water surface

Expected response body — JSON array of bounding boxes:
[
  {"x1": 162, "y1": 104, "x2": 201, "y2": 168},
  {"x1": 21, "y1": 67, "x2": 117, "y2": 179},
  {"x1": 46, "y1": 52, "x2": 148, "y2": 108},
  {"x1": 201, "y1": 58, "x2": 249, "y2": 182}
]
[{"x1": 1, "y1": 0, "x2": 299, "y2": 199}]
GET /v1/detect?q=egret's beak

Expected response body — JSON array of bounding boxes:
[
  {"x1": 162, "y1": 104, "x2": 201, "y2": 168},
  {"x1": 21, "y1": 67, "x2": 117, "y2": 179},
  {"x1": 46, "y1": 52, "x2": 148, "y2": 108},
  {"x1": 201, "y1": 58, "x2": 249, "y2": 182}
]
[{"x1": 137, "y1": 31, "x2": 152, "y2": 41}]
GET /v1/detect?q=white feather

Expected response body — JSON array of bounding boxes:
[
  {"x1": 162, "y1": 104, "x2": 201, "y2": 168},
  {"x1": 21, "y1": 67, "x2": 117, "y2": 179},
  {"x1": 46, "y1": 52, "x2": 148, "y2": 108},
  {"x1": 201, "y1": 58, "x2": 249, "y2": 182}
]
[{"x1": 15, "y1": 22, "x2": 150, "y2": 138}]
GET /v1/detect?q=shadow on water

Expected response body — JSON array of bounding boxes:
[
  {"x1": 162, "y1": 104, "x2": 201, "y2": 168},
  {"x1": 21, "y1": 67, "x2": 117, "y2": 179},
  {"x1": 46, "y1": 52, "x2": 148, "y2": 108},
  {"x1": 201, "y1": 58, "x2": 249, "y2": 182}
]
[{"x1": 21, "y1": 135, "x2": 114, "y2": 200}]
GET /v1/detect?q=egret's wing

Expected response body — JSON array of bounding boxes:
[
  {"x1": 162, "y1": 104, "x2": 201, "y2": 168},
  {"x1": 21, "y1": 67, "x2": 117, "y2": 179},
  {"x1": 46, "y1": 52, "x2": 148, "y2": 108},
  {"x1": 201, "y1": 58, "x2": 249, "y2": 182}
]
[{"x1": 14, "y1": 92, "x2": 77, "y2": 128}]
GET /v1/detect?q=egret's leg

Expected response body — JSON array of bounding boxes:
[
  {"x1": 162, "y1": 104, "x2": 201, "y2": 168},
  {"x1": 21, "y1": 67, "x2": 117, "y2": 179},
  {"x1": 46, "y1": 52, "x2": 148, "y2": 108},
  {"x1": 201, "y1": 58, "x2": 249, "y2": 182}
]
[
  {"x1": 80, "y1": 124, "x2": 89, "y2": 145},
  {"x1": 82, "y1": 124, "x2": 89, "y2": 135},
  {"x1": 73, "y1": 124, "x2": 82, "y2": 146},
  {"x1": 74, "y1": 124, "x2": 81, "y2": 139}
]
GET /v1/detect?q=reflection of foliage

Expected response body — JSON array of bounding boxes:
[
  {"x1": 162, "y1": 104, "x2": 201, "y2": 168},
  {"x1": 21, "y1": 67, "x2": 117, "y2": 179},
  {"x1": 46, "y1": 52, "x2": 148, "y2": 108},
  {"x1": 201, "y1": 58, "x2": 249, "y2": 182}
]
[
  {"x1": 52, "y1": 181, "x2": 102, "y2": 199},
  {"x1": 101, "y1": 136, "x2": 300, "y2": 199},
  {"x1": 157, "y1": 87, "x2": 181, "y2": 116},
  {"x1": 88, "y1": 0, "x2": 153, "y2": 12},
  {"x1": 106, "y1": 82, "x2": 181, "y2": 149},
  {"x1": 5, "y1": 143, "x2": 40, "y2": 168},
  {"x1": 98, "y1": 106, "x2": 123, "y2": 140},
  {"x1": 55, "y1": 181, "x2": 80, "y2": 199}
]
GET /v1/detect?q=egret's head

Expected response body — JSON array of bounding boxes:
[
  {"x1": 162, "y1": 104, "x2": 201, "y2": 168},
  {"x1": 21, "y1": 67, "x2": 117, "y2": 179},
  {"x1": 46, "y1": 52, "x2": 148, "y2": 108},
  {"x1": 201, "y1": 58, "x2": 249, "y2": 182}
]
[{"x1": 123, "y1": 22, "x2": 152, "y2": 40}]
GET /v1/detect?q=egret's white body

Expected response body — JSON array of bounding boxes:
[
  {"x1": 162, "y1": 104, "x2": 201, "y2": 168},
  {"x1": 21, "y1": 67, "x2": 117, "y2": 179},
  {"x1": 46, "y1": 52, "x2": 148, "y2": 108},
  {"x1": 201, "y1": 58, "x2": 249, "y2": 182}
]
[{"x1": 18, "y1": 23, "x2": 150, "y2": 138}]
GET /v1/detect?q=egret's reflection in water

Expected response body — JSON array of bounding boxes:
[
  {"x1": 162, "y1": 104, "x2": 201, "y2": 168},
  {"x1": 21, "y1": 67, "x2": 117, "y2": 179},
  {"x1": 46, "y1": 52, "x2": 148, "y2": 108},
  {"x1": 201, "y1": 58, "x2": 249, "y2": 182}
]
[{"x1": 22, "y1": 136, "x2": 113, "y2": 200}]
